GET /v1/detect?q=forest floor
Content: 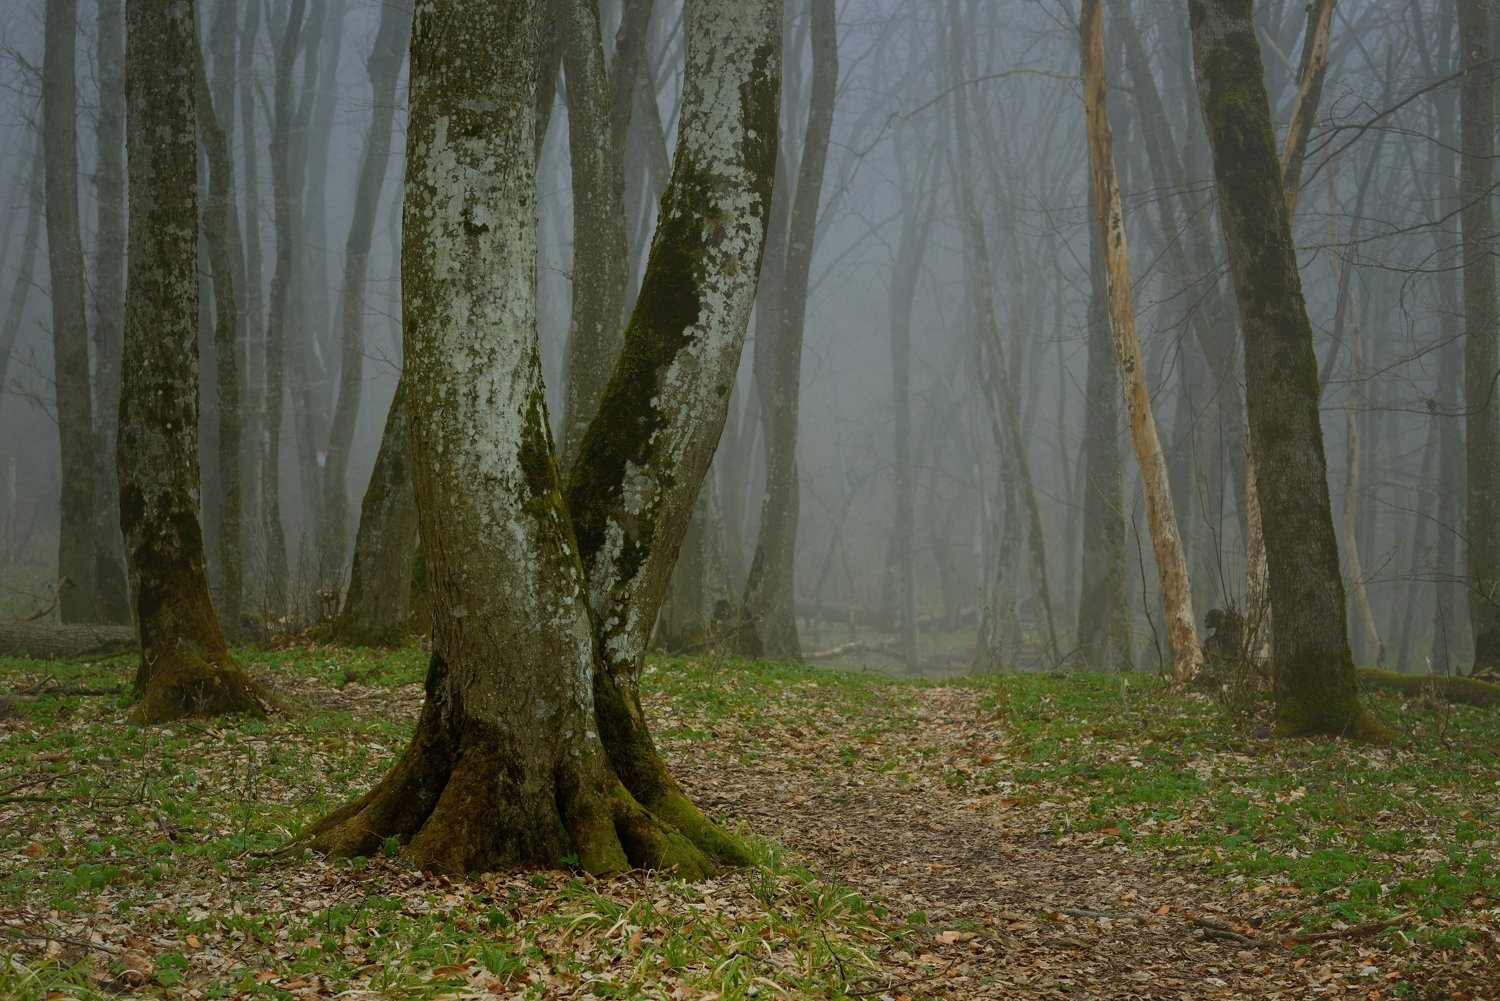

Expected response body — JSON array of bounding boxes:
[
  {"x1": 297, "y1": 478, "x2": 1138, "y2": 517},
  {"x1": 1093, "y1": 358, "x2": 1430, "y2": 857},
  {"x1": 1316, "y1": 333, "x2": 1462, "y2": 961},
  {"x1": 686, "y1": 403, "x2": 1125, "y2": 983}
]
[{"x1": 0, "y1": 648, "x2": 1497, "y2": 999}]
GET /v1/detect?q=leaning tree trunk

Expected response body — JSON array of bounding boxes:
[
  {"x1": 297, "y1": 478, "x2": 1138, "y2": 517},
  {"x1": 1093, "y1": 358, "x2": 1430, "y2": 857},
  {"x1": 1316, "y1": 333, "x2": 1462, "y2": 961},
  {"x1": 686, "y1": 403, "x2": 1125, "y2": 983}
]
[
  {"x1": 43, "y1": 0, "x2": 98, "y2": 623},
  {"x1": 1458, "y1": 0, "x2": 1500, "y2": 668},
  {"x1": 1081, "y1": 0, "x2": 1199, "y2": 684},
  {"x1": 334, "y1": 384, "x2": 420, "y2": 646},
  {"x1": 1187, "y1": 0, "x2": 1388, "y2": 739},
  {"x1": 299, "y1": 0, "x2": 778, "y2": 876},
  {"x1": 119, "y1": 0, "x2": 269, "y2": 725}
]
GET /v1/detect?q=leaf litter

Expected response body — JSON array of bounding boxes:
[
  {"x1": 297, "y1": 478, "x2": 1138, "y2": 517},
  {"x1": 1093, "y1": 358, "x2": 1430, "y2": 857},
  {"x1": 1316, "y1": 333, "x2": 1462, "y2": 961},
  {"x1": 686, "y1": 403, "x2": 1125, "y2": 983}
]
[{"x1": 0, "y1": 650, "x2": 1495, "y2": 1000}]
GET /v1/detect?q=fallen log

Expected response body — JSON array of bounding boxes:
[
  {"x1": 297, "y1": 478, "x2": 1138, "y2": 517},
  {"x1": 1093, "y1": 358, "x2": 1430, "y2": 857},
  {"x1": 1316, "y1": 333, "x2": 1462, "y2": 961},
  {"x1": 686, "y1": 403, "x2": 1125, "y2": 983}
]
[
  {"x1": 0, "y1": 622, "x2": 136, "y2": 661},
  {"x1": 1356, "y1": 667, "x2": 1500, "y2": 709}
]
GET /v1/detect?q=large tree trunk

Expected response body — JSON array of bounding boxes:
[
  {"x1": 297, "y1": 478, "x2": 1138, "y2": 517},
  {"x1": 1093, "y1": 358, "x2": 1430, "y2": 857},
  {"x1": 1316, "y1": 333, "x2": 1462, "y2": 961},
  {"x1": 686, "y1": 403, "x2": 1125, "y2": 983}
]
[
  {"x1": 1080, "y1": 0, "x2": 1199, "y2": 683},
  {"x1": 334, "y1": 384, "x2": 420, "y2": 646},
  {"x1": 43, "y1": 0, "x2": 98, "y2": 623},
  {"x1": 119, "y1": 0, "x2": 269, "y2": 725},
  {"x1": 1188, "y1": 0, "x2": 1387, "y2": 739},
  {"x1": 318, "y1": 0, "x2": 413, "y2": 584},
  {"x1": 739, "y1": 0, "x2": 838, "y2": 664},
  {"x1": 301, "y1": 0, "x2": 779, "y2": 876},
  {"x1": 1458, "y1": 0, "x2": 1500, "y2": 669}
]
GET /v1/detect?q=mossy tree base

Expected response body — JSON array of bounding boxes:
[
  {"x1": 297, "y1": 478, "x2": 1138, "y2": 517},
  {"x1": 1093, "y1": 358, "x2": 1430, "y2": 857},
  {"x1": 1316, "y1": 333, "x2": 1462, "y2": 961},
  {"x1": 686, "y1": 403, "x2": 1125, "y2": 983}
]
[
  {"x1": 297, "y1": 677, "x2": 743, "y2": 877},
  {"x1": 132, "y1": 648, "x2": 271, "y2": 725}
]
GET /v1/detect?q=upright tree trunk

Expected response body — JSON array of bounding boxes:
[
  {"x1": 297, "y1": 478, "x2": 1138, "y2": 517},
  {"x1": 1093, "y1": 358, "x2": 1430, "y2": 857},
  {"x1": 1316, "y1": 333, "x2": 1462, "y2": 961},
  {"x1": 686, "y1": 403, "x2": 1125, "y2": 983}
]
[
  {"x1": 1076, "y1": 181, "x2": 1131, "y2": 673},
  {"x1": 0, "y1": 136, "x2": 42, "y2": 396},
  {"x1": 334, "y1": 385, "x2": 420, "y2": 646},
  {"x1": 43, "y1": 0, "x2": 98, "y2": 622},
  {"x1": 319, "y1": 0, "x2": 414, "y2": 589},
  {"x1": 120, "y1": 0, "x2": 268, "y2": 724},
  {"x1": 1458, "y1": 0, "x2": 1500, "y2": 668},
  {"x1": 91, "y1": 0, "x2": 131, "y2": 625},
  {"x1": 1188, "y1": 0, "x2": 1387, "y2": 738},
  {"x1": 739, "y1": 0, "x2": 837, "y2": 663},
  {"x1": 1080, "y1": 0, "x2": 1199, "y2": 682},
  {"x1": 302, "y1": 0, "x2": 778, "y2": 876},
  {"x1": 197, "y1": 17, "x2": 244, "y2": 644},
  {"x1": 557, "y1": 0, "x2": 630, "y2": 465}
]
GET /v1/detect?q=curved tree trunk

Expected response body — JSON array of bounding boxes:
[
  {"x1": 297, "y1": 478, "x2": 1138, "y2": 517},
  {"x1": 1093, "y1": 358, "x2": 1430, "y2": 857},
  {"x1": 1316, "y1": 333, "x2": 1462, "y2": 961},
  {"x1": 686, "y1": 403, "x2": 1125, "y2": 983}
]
[
  {"x1": 302, "y1": 0, "x2": 779, "y2": 876},
  {"x1": 120, "y1": 0, "x2": 268, "y2": 726},
  {"x1": 1188, "y1": 0, "x2": 1387, "y2": 739}
]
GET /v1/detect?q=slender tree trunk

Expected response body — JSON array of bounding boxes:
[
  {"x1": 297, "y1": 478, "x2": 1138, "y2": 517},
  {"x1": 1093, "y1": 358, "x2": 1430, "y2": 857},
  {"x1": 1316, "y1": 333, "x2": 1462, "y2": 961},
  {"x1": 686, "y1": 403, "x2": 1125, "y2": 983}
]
[
  {"x1": 0, "y1": 135, "x2": 42, "y2": 395},
  {"x1": 1188, "y1": 0, "x2": 1388, "y2": 739},
  {"x1": 91, "y1": 0, "x2": 131, "y2": 624},
  {"x1": 334, "y1": 384, "x2": 420, "y2": 646},
  {"x1": 319, "y1": 0, "x2": 413, "y2": 590},
  {"x1": 237, "y1": 0, "x2": 269, "y2": 606},
  {"x1": 1081, "y1": 0, "x2": 1199, "y2": 683},
  {"x1": 302, "y1": 0, "x2": 778, "y2": 876},
  {"x1": 120, "y1": 0, "x2": 269, "y2": 724},
  {"x1": 43, "y1": 0, "x2": 98, "y2": 622},
  {"x1": 1458, "y1": 0, "x2": 1500, "y2": 668},
  {"x1": 557, "y1": 0, "x2": 630, "y2": 465}
]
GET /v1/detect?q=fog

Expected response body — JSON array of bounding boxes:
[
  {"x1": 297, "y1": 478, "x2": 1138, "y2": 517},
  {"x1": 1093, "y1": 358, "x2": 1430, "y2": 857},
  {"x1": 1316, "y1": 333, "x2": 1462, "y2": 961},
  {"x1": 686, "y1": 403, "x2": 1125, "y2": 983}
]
[{"x1": 0, "y1": 0, "x2": 1481, "y2": 677}]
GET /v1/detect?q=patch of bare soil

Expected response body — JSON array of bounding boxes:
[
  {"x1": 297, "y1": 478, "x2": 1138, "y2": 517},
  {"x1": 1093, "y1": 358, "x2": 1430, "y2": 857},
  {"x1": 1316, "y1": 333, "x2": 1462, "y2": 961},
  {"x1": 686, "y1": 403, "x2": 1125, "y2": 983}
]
[{"x1": 666, "y1": 685, "x2": 1497, "y2": 1001}]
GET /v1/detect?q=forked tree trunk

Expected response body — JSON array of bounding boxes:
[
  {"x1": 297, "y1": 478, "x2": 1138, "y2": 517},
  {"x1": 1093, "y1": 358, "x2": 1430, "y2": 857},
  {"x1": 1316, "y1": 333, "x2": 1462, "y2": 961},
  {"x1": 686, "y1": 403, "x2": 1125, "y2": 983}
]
[
  {"x1": 119, "y1": 0, "x2": 269, "y2": 725},
  {"x1": 43, "y1": 0, "x2": 98, "y2": 623},
  {"x1": 1080, "y1": 0, "x2": 1200, "y2": 683},
  {"x1": 300, "y1": 0, "x2": 779, "y2": 876},
  {"x1": 1188, "y1": 0, "x2": 1388, "y2": 739}
]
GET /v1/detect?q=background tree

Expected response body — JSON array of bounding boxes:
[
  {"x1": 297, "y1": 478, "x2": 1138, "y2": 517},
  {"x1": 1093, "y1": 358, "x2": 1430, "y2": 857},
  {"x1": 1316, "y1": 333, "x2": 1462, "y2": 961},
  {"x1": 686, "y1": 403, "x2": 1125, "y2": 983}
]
[
  {"x1": 119, "y1": 0, "x2": 268, "y2": 724},
  {"x1": 299, "y1": 0, "x2": 778, "y2": 874},
  {"x1": 1187, "y1": 0, "x2": 1387, "y2": 738}
]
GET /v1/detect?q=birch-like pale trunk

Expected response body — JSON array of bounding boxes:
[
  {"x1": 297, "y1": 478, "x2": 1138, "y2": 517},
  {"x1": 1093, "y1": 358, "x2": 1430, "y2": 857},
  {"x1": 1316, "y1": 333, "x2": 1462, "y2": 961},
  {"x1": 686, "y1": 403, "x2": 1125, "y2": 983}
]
[{"x1": 1080, "y1": 0, "x2": 1200, "y2": 684}]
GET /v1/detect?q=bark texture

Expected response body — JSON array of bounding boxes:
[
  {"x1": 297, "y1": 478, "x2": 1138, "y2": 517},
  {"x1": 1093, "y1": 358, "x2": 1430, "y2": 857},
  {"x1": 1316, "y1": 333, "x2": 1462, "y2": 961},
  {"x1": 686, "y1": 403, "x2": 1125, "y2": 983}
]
[
  {"x1": 1187, "y1": 0, "x2": 1387, "y2": 739},
  {"x1": 1081, "y1": 0, "x2": 1198, "y2": 680},
  {"x1": 301, "y1": 0, "x2": 779, "y2": 876},
  {"x1": 120, "y1": 0, "x2": 268, "y2": 725}
]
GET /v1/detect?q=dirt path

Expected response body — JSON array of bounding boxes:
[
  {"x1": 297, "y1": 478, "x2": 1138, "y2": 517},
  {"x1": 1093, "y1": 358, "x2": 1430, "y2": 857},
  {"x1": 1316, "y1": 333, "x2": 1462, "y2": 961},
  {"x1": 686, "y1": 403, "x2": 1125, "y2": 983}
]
[{"x1": 666, "y1": 684, "x2": 1425, "y2": 1000}]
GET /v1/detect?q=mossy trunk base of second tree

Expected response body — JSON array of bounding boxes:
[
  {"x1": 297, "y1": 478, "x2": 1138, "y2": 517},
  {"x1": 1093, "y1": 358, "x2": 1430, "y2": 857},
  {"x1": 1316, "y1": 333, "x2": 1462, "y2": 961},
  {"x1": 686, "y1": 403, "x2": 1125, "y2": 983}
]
[
  {"x1": 132, "y1": 650, "x2": 270, "y2": 724},
  {"x1": 1272, "y1": 659, "x2": 1397, "y2": 742}
]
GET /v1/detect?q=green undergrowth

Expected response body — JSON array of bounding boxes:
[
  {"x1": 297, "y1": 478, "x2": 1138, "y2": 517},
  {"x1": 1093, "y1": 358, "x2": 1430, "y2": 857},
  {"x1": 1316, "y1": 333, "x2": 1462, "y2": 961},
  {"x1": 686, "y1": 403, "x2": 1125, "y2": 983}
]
[
  {"x1": 0, "y1": 649, "x2": 916, "y2": 1000},
  {"x1": 2, "y1": 649, "x2": 1497, "y2": 997}
]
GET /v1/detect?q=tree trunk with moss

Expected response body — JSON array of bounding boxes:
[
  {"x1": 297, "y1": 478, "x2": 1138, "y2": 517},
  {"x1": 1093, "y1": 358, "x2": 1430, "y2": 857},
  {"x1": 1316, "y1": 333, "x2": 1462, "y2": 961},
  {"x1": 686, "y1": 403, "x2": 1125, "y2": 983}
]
[
  {"x1": 300, "y1": 0, "x2": 778, "y2": 876},
  {"x1": 119, "y1": 0, "x2": 269, "y2": 725},
  {"x1": 334, "y1": 384, "x2": 420, "y2": 646},
  {"x1": 1187, "y1": 0, "x2": 1387, "y2": 739}
]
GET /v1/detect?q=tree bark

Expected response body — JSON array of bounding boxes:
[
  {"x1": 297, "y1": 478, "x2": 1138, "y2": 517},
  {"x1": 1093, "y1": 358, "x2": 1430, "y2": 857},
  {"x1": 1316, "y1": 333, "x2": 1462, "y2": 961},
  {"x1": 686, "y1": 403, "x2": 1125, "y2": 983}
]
[
  {"x1": 0, "y1": 134, "x2": 42, "y2": 397},
  {"x1": 1187, "y1": 0, "x2": 1388, "y2": 739},
  {"x1": 1081, "y1": 0, "x2": 1200, "y2": 683},
  {"x1": 43, "y1": 0, "x2": 99, "y2": 622},
  {"x1": 334, "y1": 384, "x2": 420, "y2": 647},
  {"x1": 301, "y1": 0, "x2": 779, "y2": 876},
  {"x1": 120, "y1": 0, "x2": 269, "y2": 724},
  {"x1": 1458, "y1": 0, "x2": 1500, "y2": 668}
]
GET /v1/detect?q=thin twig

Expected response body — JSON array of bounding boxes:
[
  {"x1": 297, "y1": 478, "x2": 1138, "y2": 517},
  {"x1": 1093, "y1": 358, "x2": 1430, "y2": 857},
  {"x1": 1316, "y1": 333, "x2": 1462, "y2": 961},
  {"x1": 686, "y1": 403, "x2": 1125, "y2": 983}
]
[
  {"x1": 0, "y1": 925, "x2": 121, "y2": 955},
  {"x1": 1284, "y1": 917, "x2": 1408, "y2": 945}
]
